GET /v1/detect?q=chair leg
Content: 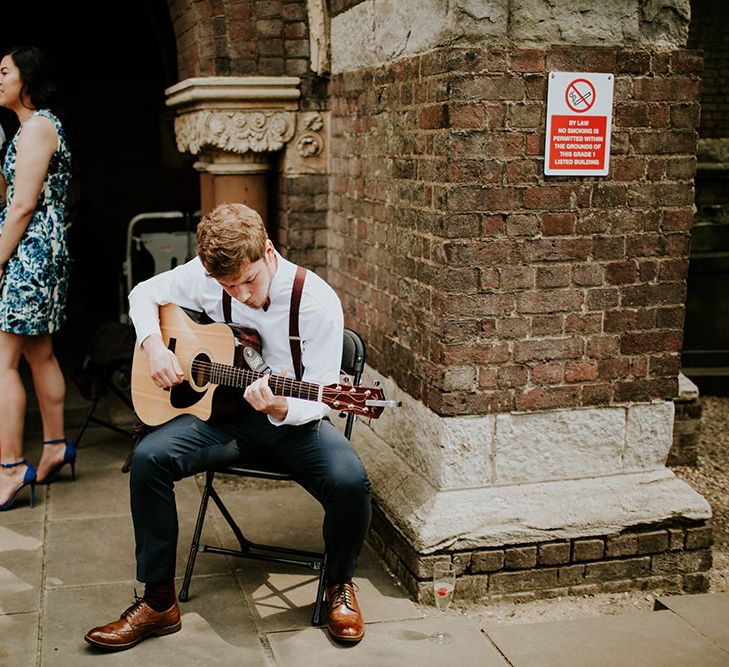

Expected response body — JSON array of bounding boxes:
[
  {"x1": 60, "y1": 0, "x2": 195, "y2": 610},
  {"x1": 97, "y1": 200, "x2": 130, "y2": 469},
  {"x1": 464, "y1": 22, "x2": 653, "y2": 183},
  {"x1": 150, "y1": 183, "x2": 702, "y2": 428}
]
[
  {"x1": 179, "y1": 471, "x2": 214, "y2": 602},
  {"x1": 311, "y1": 555, "x2": 327, "y2": 626}
]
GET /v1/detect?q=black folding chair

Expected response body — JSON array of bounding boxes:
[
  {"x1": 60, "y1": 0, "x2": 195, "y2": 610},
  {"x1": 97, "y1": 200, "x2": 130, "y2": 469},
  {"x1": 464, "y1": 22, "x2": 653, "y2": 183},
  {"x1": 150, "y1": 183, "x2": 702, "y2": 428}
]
[
  {"x1": 178, "y1": 328, "x2": 367, "y2": 626},
  {"x1": 73, "y1": 320, "x2": 136, "y2": 447}
]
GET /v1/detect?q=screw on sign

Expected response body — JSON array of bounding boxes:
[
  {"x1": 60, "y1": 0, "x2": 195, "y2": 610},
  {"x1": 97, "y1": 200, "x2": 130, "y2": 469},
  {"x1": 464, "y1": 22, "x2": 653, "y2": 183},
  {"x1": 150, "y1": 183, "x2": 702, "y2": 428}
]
[{"x1": 565, "y1": 78, "x2": 596, "y2": 113}]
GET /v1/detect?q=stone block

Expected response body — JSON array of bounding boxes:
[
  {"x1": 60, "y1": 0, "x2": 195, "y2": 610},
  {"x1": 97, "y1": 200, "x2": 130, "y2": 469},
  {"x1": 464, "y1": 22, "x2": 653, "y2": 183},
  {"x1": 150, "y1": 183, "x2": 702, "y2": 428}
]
[
  {"x1": 472, "y1": 550, "x2": 505, "y2": 573},
  {"x1": 558, "y1": 564, "x2": 586, "y2": 586},
  {"x1": 584, "y1": 557, "x2": 651, "y2": 581},
  {"x1": 651, "y1": 549, "x2": 712, "y2": 575},
  {"x1": 489, "y1": 568, "x2": 558, "y2": 593},
  {"x1": 682, "y1": 572, "x2": 711, "y2": 593},
  {"x1": 494, "y1": 407, "x2": 624, "y2": 484},
  {"x1": 606, "y1": 533, "x2": 638, "y2": 557},
  {"x1": 572, "y1": 539, "x2": 605, "y2": 562},
  {"x1": 538, "y1": 542, "x2": 571, "y2": 566},
  {"x1": 454, "y1": 573, "x2": 490, "y2": 601},
  {"x1": 504, "y1": 546, "x2": 538, "y2": 569},
  {"x1": 685, "y1": 526, "x2": 713, "y2": 550},
  {"x1": 668, "y1": 528, "x2": 685, "y2": 551},
  {"x1": 637, "y1": 530, "x2": 670, "y2": 554},
  {"x1": 624, "y1": 401, "x2": 674, "y2": 471}
]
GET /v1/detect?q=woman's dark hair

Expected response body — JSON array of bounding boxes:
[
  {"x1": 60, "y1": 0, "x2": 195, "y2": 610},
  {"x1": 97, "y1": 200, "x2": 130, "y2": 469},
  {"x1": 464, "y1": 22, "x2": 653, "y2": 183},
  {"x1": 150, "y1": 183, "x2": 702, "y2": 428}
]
[{"x1": 5, "y1": 46, "x2": 58, "y2": 110}]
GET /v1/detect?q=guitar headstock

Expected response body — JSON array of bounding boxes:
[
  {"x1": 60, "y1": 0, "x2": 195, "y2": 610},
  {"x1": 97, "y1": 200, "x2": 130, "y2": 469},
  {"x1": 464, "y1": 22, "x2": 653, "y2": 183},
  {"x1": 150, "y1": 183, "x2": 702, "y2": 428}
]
[{"x1": 322, "y1": 384, "x2": 389, "y2": 418}]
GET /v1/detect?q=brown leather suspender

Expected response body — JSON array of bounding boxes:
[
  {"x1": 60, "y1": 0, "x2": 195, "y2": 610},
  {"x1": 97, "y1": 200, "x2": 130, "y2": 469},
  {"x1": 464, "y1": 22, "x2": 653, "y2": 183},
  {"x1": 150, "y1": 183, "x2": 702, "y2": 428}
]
[
  {"x1": 222, "y1": 289, "x2": 232, "y2": 323},
  {"x1": 289, "y1": 265, "x2": 307, "y2": 381}
]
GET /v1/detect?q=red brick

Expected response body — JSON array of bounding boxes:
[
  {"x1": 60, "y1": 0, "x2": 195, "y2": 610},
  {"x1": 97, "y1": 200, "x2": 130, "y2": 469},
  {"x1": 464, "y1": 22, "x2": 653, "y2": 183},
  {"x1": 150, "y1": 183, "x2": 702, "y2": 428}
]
[
  {"x1": 449, "y1": 103, "x2": 485, "y2": 129},
  {"x1": 542, "y1": 213, "x2": 576, "y2": 236},
  {"x1": 451, "y1": 74, "x2": 526, "y2": 101},
  {"x1": 633, "y1": 77, "x2": 701, "y2": 102},
  {"x1": 516, "y1": 386, "x2": 581, "y2": 411},
  {"x1": 513, "y1": 337, "x2": 583, "y2": 362},
  {"x1": 566, "y1": 360, "x2": 598, "y2": 383},
  {"x1": 606, "y1": 261, "x2": 638, "y2": 284},
  {"x1": 531, "y1": 363, "x2": 564, "y2": 384},
  {"x1": 510, "y1": 49, "x2": 545, "y2": 72},
  {"x1": 420, "y1": 104, "x2": 449, "y2": 129},
  {"x1": 620, "y1": 331, "x2": 683, "y2": 355}
]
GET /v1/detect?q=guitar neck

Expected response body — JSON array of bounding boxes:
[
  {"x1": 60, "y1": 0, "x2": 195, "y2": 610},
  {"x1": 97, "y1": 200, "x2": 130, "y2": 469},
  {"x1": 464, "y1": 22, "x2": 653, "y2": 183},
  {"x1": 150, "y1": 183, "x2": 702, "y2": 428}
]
[{"x1": 193, "y1": 359, "x2": 321, "y2": 401}]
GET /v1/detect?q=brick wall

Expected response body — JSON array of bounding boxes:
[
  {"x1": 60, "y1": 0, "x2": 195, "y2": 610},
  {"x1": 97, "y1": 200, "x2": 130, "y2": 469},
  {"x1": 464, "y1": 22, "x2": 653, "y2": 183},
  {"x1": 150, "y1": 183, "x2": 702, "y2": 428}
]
[
  {"x1": 167, "y1": 0, "x2": 330, "y2": 274},
  {"x1": 330, "y1": 46, "x2": 701, "y2": 417},
  {"x1": 370, "y1": 506, "x2": 712, "y2": 601},
  {"x1": 277, "y1": 173, "x2": 329, "y2": 271},
  {"x1": 167, "y1": 0, "x2": 326, "y2": 106}
]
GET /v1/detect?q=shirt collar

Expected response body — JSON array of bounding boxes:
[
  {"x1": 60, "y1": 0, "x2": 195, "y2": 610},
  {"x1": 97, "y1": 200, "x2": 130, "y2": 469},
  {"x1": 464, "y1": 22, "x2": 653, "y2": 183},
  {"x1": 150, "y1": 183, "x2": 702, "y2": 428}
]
[{"x1": 267, "y1": 251, "x2": 296, "y2": 305}]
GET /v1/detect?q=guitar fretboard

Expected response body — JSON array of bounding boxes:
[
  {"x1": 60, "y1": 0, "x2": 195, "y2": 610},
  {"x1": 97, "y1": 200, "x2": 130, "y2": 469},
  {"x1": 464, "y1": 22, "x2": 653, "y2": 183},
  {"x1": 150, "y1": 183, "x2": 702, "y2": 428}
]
[{"x1": 191, "y1": 359, "x2": 321, "y2": 401}]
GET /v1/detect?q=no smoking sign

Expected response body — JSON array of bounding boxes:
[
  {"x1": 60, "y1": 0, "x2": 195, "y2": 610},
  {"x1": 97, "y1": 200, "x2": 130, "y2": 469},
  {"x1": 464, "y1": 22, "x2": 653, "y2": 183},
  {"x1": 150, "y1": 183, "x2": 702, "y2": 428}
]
[{"x1": 544, "y1": 72, "x2": 614, "y2": 176}]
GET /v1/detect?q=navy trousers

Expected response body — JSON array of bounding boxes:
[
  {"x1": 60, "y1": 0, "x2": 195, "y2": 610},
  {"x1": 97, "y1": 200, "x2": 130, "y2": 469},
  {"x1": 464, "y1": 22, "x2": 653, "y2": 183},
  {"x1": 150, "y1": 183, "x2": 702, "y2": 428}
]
[{"x1": 129, "y1": 408, "x2": 372, "y2": 585}]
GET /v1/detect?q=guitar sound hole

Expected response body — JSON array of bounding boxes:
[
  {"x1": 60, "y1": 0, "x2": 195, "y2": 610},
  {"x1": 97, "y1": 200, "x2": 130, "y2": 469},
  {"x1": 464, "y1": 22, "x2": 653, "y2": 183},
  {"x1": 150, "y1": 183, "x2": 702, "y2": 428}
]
[{"x1": 190, "y1": 353, "x2": 212, "y2": 389}]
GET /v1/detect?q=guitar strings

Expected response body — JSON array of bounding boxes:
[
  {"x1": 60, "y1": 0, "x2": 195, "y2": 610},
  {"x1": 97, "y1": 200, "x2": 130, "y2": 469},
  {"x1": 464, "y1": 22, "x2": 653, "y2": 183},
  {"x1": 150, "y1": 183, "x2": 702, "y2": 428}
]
[
  {"x1": 191, "y1": 359, "x2": 320, "y2": 401},
  {"x1": 189, "y1": 358, "x2": 367, "y2": 405}
]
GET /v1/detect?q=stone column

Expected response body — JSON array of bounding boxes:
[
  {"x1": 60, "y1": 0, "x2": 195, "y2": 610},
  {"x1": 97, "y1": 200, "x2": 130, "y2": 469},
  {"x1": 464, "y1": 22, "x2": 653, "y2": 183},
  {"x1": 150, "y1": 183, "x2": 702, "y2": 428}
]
[
  {"x1": 328, "y1": 0, "x2": 712, "y2": 601},
  {"x1": 165, "y1": 77, "x2": 301, "y2": 221}
]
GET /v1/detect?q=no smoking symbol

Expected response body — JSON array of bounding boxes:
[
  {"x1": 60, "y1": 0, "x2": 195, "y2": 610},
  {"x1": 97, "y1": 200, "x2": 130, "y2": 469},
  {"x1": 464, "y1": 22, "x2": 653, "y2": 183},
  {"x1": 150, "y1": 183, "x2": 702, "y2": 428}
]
[{"x1": 565, "y1": 78, "x2": 596, "y2": 113}]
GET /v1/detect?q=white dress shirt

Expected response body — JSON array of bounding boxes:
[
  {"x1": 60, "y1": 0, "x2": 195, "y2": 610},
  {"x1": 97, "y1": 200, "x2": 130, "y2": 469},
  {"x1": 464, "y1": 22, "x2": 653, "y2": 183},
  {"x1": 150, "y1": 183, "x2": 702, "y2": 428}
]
[{"x1": 128, "y1": 252, "x2": 344, "y2": 427}]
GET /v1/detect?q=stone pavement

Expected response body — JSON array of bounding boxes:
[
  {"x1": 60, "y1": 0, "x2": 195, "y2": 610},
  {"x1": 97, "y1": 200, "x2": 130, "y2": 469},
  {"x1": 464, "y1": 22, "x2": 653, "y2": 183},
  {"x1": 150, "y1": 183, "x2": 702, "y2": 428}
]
[{"x1": 2, "y1": 388, "x2": 729, "y2": 666}]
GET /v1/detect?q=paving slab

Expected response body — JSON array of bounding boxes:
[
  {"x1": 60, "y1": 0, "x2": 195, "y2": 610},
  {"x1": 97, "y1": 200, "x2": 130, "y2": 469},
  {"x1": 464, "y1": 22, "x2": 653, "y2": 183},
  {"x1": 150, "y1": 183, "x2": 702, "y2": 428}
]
[
  {"x1": 235, "y1": 543, "x2": 421, "y2": 634},
  {"x1": 484, "y1": 609, "x2": 729, "y2": 667},
  {"x1": 0, "y1": 611, "x2": 39, "y2": 667},
  {"x1": 209, "y1": 481, "x2": 421, "y2": 633},
  {"x1": 72, "y1": 429, "x2": 135, "y2": 471},
  {"x1": 46, "y1": 464, "x2": 130, "y2": 521},
  {"x1": 42, "y1": 575, "x2": 270, "y2": 666},
  {"x1": 0, "y1": 485, "x2": 47, "y2": 527},
  {"x1": 0, "y1": 522, "x2": 44, "y2": 614},
  {"x1": 210, "y1": 481, "x2": 326, "y2": 553},
  {"x1": 655, "y1": 592, "x2": 729, "y2": 654},
  {"x1": 267, "y1": 613, "x2": 506, "y2": 667},
  {"x1": 45, "y1": 474, "x2": 230, "y2": 589}
]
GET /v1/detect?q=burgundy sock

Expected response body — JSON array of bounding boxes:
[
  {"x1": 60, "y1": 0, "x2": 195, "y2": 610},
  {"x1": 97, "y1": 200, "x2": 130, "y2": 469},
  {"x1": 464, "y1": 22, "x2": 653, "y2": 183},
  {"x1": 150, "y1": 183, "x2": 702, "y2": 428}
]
[{"x1": 143, "y1": 580, "x2": 176, "y2": 612}]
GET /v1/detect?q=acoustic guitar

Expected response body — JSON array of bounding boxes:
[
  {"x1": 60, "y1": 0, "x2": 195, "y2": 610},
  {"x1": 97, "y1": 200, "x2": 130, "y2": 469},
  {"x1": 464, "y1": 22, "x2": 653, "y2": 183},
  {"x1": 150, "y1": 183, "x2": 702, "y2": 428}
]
[{"x1": 131, "y1": 304, "x2": 395, "y2": 426}]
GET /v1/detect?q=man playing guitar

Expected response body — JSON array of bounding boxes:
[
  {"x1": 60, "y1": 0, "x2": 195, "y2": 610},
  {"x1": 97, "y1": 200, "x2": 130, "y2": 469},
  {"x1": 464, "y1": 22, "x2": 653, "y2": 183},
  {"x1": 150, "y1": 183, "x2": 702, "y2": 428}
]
[{"x1": 85, "y1": 202, "x2": 371, "y2": 649}]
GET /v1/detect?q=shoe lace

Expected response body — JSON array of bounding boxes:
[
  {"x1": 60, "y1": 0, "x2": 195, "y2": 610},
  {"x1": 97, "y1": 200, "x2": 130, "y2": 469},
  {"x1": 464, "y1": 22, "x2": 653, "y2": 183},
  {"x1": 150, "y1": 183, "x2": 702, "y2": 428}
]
[
  {"x1": 121, "y1": 591, "x2": 146, "y2": 620},
  {"x1": 330, "y1": 582, "x2": 358, "y2": 610}
]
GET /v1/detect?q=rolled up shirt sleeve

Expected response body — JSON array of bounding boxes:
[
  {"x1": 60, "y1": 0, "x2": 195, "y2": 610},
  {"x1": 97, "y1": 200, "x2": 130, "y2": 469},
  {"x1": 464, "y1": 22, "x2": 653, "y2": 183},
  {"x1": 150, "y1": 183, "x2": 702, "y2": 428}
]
[{"x1": 128, "y1": 258, "x2": 209, "y2": 346}]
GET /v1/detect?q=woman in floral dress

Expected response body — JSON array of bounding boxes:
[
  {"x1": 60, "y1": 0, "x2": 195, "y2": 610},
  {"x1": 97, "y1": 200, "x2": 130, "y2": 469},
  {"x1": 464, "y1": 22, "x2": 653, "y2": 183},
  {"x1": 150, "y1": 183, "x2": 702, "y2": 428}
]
[{"x1": 0, "y1": 46, "x2": 74, "y2": 510}]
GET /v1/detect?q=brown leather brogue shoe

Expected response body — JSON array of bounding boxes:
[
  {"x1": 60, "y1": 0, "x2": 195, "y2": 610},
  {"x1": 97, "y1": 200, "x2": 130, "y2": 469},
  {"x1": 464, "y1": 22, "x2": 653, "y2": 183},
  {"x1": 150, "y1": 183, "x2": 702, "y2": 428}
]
[
  {"x1": 326, "y1": 582, "x2": 364, "y2": 643},
  {"x1": 84, "y1": 597, "x2": 181, "y2": 651}
]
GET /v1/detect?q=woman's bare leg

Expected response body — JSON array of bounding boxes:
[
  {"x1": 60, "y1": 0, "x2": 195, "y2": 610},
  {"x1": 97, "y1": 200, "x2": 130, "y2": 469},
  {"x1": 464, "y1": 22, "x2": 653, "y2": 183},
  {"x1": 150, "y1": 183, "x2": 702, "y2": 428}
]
[
  {"x1": 0, "y1": 331, "x2": 29, "y2": 506},
  {"x1": 24, "y1": 334, "x2": 67, "y2": 482}
]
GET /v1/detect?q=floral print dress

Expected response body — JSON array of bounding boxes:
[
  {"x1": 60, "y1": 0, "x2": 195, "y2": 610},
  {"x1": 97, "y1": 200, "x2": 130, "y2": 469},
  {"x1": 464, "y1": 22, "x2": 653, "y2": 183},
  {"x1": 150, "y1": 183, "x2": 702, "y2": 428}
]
[{"x1": 0, "y1": 109, "x2": 71, "y2": 335}]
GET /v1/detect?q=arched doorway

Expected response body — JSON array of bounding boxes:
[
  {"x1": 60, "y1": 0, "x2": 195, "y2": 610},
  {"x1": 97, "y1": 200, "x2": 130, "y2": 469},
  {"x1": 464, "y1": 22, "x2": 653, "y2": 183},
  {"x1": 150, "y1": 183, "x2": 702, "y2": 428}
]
[{"x1": 1, "y1": 0, "x2": 199, "y2": 361}]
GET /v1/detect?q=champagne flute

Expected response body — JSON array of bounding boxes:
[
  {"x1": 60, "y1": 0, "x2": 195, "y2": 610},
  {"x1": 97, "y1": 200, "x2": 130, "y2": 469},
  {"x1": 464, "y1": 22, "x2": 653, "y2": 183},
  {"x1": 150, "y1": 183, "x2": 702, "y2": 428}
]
[{"x1": 430, "y1": 561, "x2": 456, "y2": 644}]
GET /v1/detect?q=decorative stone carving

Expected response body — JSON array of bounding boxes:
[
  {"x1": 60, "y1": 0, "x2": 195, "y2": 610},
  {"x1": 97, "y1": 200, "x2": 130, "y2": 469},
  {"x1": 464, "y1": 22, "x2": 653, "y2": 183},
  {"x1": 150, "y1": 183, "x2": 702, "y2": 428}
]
[
  {"x1": 174, "y1": 110, "x2": 297, "y2": 156},
  {"x1": 166, "y1": 77, "x2": 329, "y2": 176},
  {"x1": 284, "y1": 111, "x2": 330, "y2": 175}
]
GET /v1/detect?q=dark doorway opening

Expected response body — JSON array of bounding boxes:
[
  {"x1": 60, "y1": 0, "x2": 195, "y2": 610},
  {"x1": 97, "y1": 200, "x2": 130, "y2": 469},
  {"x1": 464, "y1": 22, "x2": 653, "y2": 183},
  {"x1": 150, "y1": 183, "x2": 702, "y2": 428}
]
[
  {"x1": 682, "y1": 0, "x2": 729, "y2": 394},
  {"x1": 1, "y1": 0, "x2": 199, "y2": 367}
]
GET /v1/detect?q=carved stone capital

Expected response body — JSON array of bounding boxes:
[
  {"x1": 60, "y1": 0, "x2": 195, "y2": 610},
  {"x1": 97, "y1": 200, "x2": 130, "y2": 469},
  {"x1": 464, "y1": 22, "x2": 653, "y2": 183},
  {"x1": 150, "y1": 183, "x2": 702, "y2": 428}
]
[
  {"x1": 174, "y1": 110, "x2": 297, "y2": 156},
  {"x1": 166, "y1": 77, "x2": 329, "y2": 175}
]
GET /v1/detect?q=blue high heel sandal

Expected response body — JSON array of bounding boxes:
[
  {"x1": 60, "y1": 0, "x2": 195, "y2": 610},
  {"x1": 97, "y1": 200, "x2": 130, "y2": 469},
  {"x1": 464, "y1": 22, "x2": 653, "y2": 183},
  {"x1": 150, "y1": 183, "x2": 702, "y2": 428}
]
[
  {"x1": 0, "y1": 460, "x2": 37, "y2": 511},
  {"x1": 38, "y1": 438, "x2": 77, "y2": 485}
]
